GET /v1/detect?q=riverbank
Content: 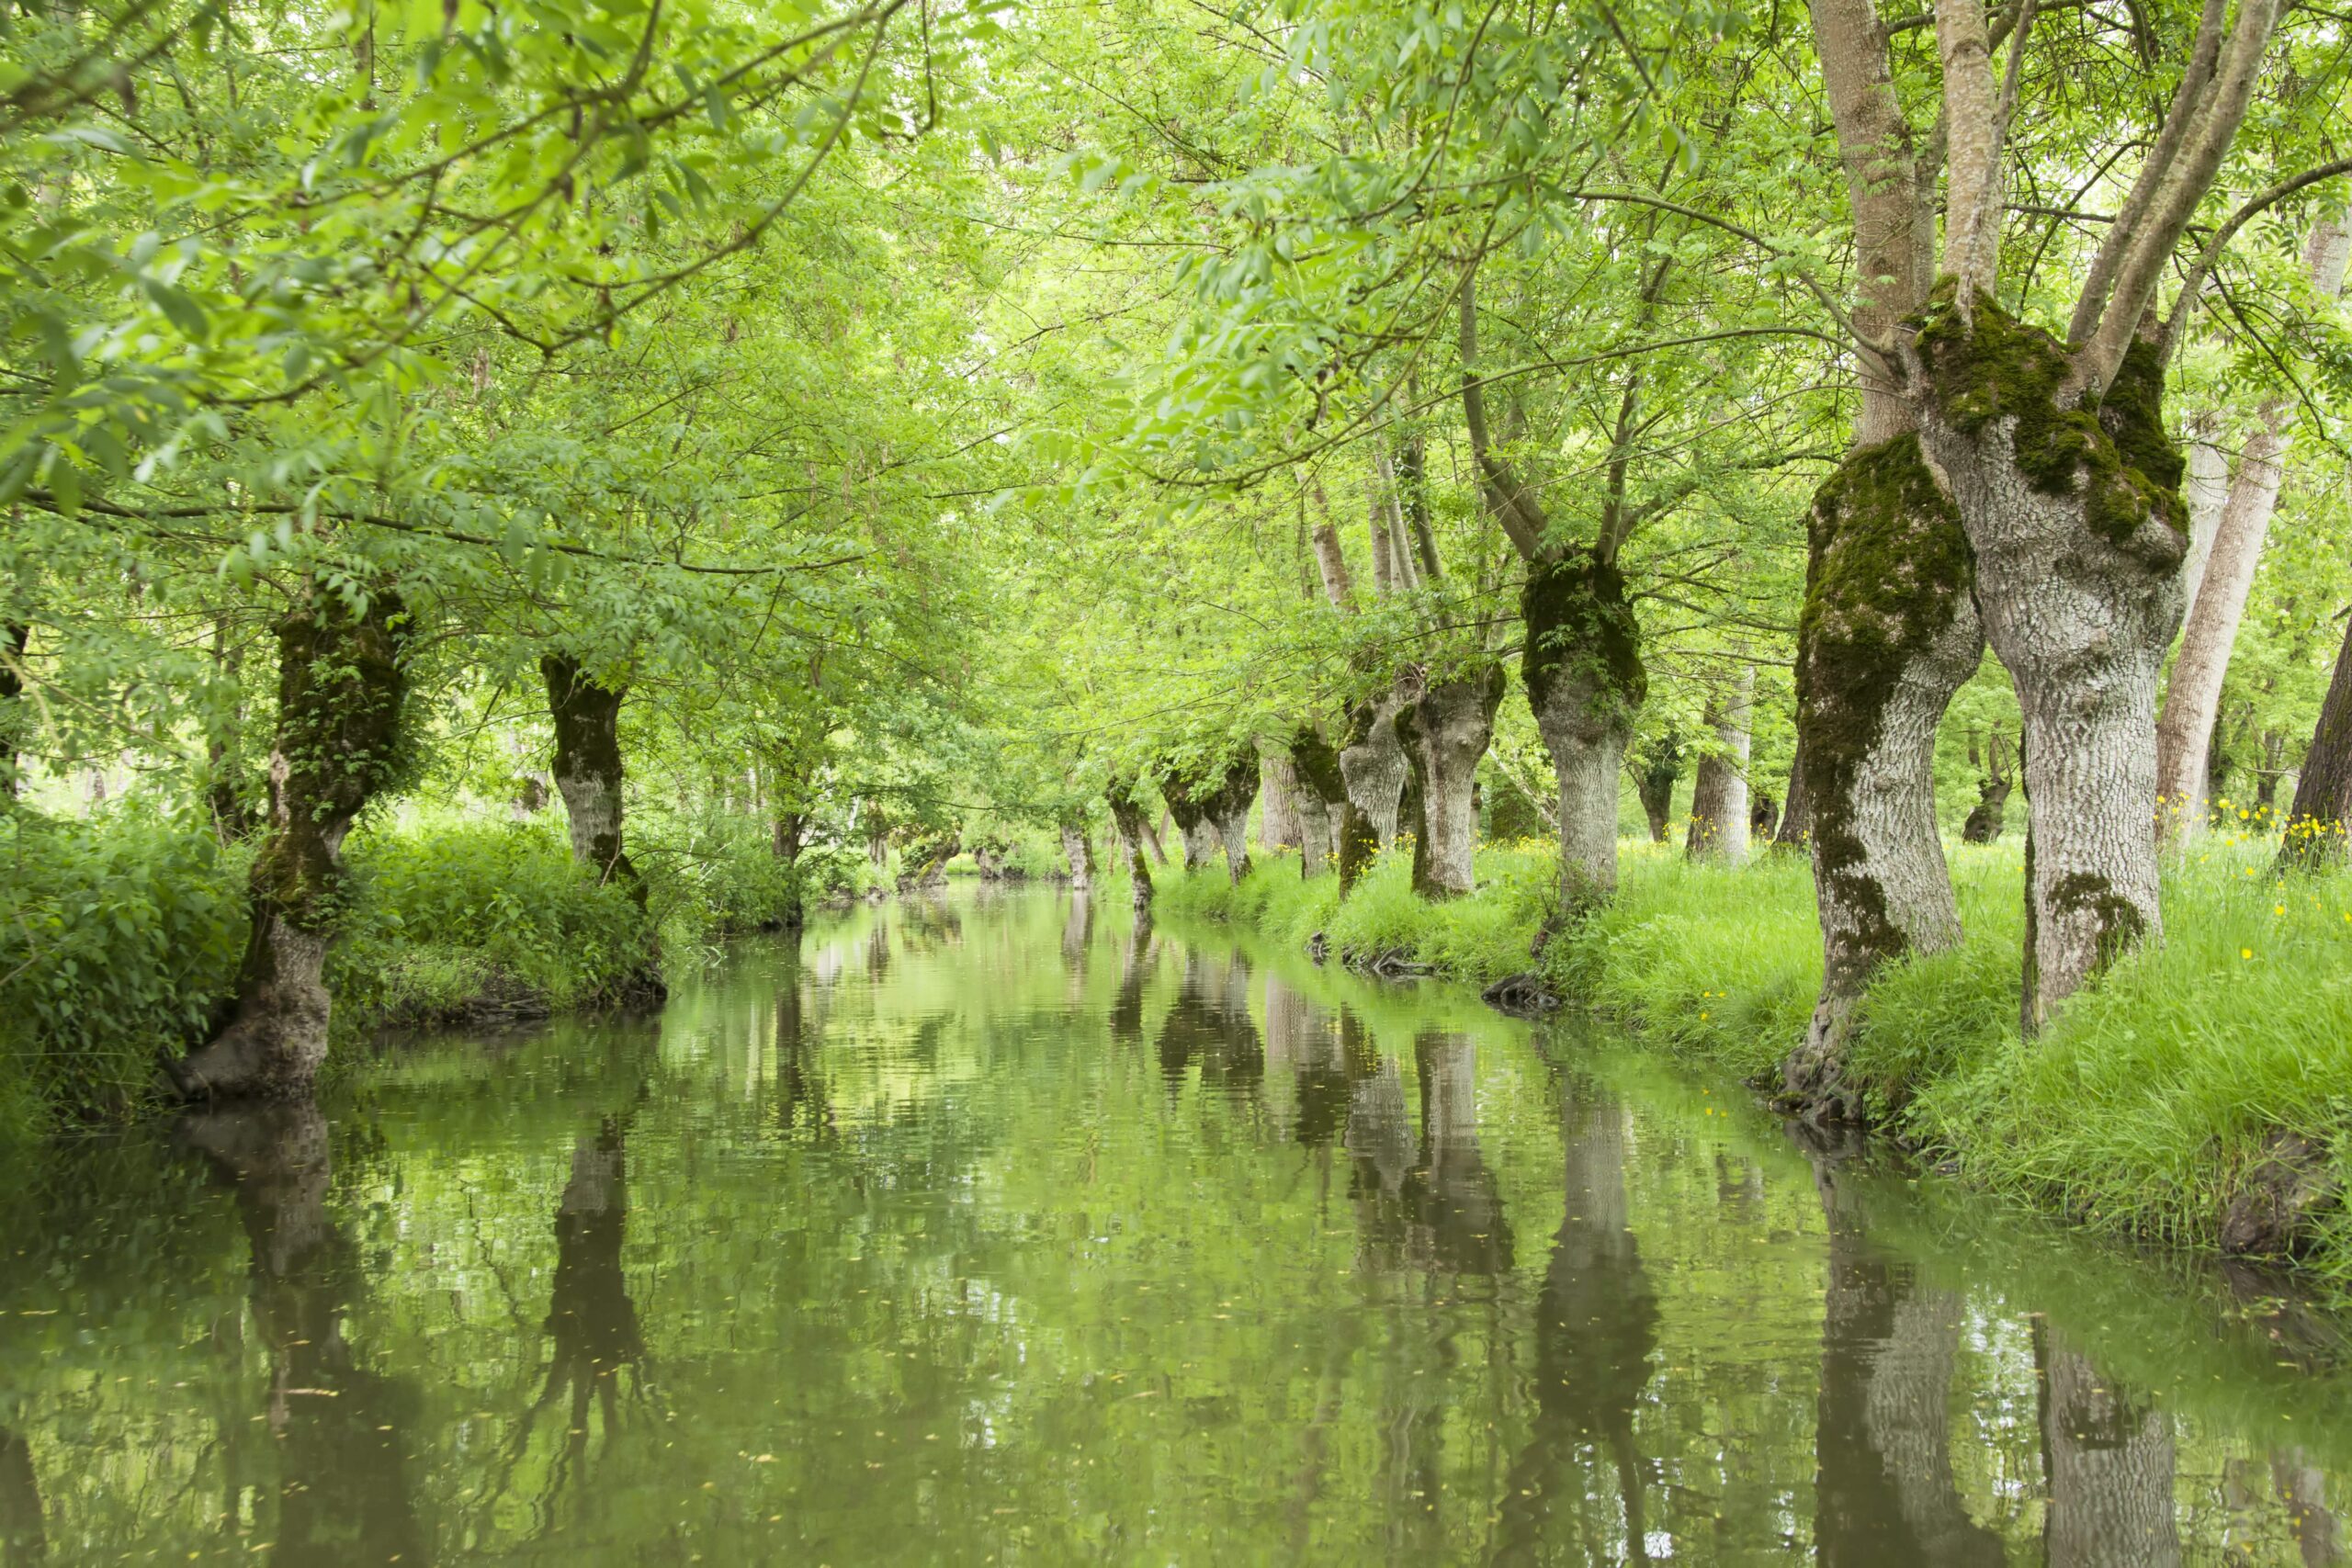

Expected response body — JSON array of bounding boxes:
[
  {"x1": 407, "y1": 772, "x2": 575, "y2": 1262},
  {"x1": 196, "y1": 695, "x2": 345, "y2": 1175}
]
[
  {"x1": 0, "y1": 806, "x2": 842, "y2": 1134},
  {"x1": 1142, "y1": 838, "x2": 2352, "y2": 1291}
]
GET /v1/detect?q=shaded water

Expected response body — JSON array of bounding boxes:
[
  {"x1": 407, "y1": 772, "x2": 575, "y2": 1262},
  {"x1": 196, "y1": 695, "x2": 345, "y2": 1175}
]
[{"x1": 2, "y1": 888, "x2": 2348, "y2": 1565}]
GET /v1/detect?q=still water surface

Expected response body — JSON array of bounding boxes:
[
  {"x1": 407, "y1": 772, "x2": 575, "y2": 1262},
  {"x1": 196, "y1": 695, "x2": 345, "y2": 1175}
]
[{"x1": 2, "y1": 888, "x2": 2348, "y2": 1565}]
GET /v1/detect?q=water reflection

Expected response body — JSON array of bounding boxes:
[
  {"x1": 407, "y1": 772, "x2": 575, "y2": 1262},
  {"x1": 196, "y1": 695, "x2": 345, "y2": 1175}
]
[
  {"x1": 0, "y1": 1427, "x2": 40, "y2": 1564},
  {"x1": 1, "y1": 891, "x2": 2348, "y2": 1563},
  {"x1": 180, "y1": 1104, "x2": 426, "y2": 1568},
  {"x1": 1495, "y1": 1079, "x2": 1658, "y2": 1563},
  {"x1": 1801, "y1": 1130, "x2": 2006, "y2": 1566}
]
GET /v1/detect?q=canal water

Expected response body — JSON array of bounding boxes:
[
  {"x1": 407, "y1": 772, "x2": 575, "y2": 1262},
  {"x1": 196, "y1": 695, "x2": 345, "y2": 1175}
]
[{"x1": 1, "y1": 887, "x2": 2346, "y2": 1564}]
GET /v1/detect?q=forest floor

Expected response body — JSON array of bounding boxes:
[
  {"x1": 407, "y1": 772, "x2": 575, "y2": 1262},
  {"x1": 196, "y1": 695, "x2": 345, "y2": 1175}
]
[{"x1": 1143, "y1": 835, "x2": 2352, "y2": 1293}]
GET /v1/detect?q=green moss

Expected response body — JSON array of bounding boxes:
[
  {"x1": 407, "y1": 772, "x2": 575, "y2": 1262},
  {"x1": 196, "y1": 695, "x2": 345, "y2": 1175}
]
[
  {"x1": 1912, "y1": 288, "x2": 2186, "y2": 555},
  {"x1": 1289, "y1": 725, "x2": 1346, "y2": 806},
  {"x1": 2048, "y1": 869, "x2": 2148, "y2": 979},
  {"x1": 1521, "y1": 547, "x2": 1645, "y2": 721},
  {"x1": 1797, "y1": 432, "x2": 1974, "y2": 979}
]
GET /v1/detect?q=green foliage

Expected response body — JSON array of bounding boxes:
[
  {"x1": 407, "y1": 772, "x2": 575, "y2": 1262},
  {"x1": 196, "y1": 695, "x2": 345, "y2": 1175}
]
[
  {"x1": 0, "y1": 806, "x2": 247, "y2": 1128},
  {"x1": 330, "y1": 817, "x2": 654, "y2": 1032}
]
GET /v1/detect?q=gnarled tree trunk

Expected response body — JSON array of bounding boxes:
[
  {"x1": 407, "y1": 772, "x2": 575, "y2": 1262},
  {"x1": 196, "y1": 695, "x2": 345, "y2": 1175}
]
[
  {"x1": 1685, "y1": 664, "x2": 1754, "y2": 864},
  {"x1": 1106, "y1": 777, "x2": 1154, "y2": 911},
  {"x1": 1913, "y1": 305, "x2": 2188, "y2": 1027},
  {"x1": 542, "y1": 653, "x2": 644, "y2": 908},
  {"x1": 1290, "y1": 727, "x2": 1347, "y2": 877},
  {"x1": 1059, "y1": 823, "x2": 1094, "y2": 890},
  {"x1": 172, "y1": 588, "x2": 412, "y2": 1100},
  {"x1": 1635, "y1": 734, "x2": 1679, "y2": 843},
  {"x1": 1962, "y1": 729, "x2": 2014, "y2": 843},
  {"x1": 1336, "y1": 694, "x2": 1409, "y2": 893},
  {"x1": 1404, "y1": 665, "x2": 1505, "y2": 897},
  {"x1": 1521, "y1": 551, "x2": 1646, "y2": 909},
  {"x1": 1207, "y1": 751, "x2": 1257, "y2": 885},
  {"x1": 1259, "y1": 750, "x2": 1305, "y2": 853},
  {"x1": 2281, "y1": 614, "x2": 2352, "y2": 871},
  {"x1": 1783, "y1": 434, "x2": 1983, "y2": 1119}
]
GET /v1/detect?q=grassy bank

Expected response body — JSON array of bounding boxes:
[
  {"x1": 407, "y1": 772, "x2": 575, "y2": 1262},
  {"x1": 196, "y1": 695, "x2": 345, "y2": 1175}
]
[
  {"x1": 1153, "y1": 836, "x2": 2352, "y2": 1289},
  {"x1": 0, "y1": 804, "x2": 858, "y2": 1135}
]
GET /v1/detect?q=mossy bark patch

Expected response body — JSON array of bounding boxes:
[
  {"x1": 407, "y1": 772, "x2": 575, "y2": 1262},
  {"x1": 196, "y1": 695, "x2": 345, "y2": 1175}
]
[
  {"x1": 1797, "y1": 432, "x2": 1973, "y2": 985},
  {"x1": 1913, "y1": 288, "x2": 2185, "y2": 557},
  {"x1": 1521, "y1": 548, "x2": 1645, "y2": 724}
]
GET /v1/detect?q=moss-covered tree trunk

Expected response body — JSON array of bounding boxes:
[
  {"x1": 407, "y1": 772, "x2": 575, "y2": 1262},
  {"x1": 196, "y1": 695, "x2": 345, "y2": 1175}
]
[
  {"x1": 1962, "y1": 729, "x2": 2013, "y2": 843},
  {"x1": 1158, "y1": 767, "x2": 1218, "y2": 871},
  {"x1": 2038, "y1": 1334, "x2": 2183, "y2": 1568},
  {"x1": 1521, "y1": 551, "x2": 1646, "y2": 908},
  {"x1": 172, "y1": 587, "x2": 412, "y2": 1100},
  {"x1": 0, "y1": 619, "x2": 27, "y2": 799},
  {"x1": 1337, "y1": 692, "x2": 1409, "y2": 848},
  {"x1": 1105, "y1": 778, "x2": 1154, "y2": 911},
  {"x1": 541, "y1": 653, "x2": 644, "y2": 908},
  {"x1": 1405, "y1": 666, "x2": 1504, "y2": 897},
  {"x1": 1206, "y1": 751, "x2": 1257, "y2": 886},
  {"x1": 1782, "y1": 434, "x2": 1982, "y2": 1118},
  {"x1": 1912, "y1": 299, "x2": 2188, "y2": 1026},
  {"x1": 1635, "y1": 734, "x2": 1679, "y2": 843},
  {"x1": 1289, "y1": 727, "x2": 1348, "y2": 878},
  {"x1": 1685, "y1": 664, "x2": 1754, "y2": 865},
  {"x1": 2280, "y1": 615, "x2": 2352, "y2": 871}
]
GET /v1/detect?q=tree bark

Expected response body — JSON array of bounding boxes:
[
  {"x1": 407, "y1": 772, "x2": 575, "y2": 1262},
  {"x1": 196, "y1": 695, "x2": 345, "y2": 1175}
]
[
  {"x1": 1521, "y1": 551, "x2": 1647, "y2": 908},
  {"x1": 1290, "y1": 727, "x2": 1348, "y2": 877},
  {"x1": 1208, "y1": 750, "x2": 1258, "y2": 885},
  {"x1": 1635, "y1": 734, "x2": 1679, "y2": 843},
  {"x1": 542, "y1": 652, "x2": 644, "y2": 907},
  {"x1": 1783, "y1": 434, "x2": 1983, "y2": 1119},
  {"x1": 1775, "y1": 748, "x2": 1812, "y2": 851},
  {"x1": 1337, "y1": 692, "x2": 1411, "y2": 890},
  {"x1": 1913, "y1": 308, "x2": 2188, "y2": 1026},
  {"x1": 172, "y1": 587, "x2": 412, "y2": 1100},
  {"x1": 2281, "y1": 612, "x2": 2352, "y2": 870},
  {"x1": 1685, "y1": 663, "x2": 1755, "y2": 864},
  {"x1": 2177, "y1": 434, "x2": 2230, "y2": 615},
  {"x1": 1, "y1": 619, "x2": 27, "y2": 799},
  {"x1": 1059, "y1": 823, "x2": 1094, "y2": 890},
  {"x1": 1106, "y1": 778, "x2": 1155, "y2": 911},
  {"x1": 1962, "y1": 730, "x2": 2014, "y2": 843},
  {"x1": 1404, "y1": 666, "x2": 1505, "y2": 897},
  {"x1": 1260, "y1": 750, "x2": 1305, "y2": 852},
  {"x1": 1159, "y1": 766, "x2": 1220, "y2": 871}
]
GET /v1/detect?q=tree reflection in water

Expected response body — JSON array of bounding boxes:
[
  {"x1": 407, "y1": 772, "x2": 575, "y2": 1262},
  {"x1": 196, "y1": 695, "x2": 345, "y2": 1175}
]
[
  {"x1": 1798, "y1": 1128, "x2": 2006, "y2": 1566},
  {"x1": 180, "y1": 1103, "x2": 426, "y2": 1568},
  {"x1": 0, "y1": 1425, "x2": 43, "y2": 1564},
  {"x1": 1493, "y1": 1078, "x2": 1659, "y2": 1566}
]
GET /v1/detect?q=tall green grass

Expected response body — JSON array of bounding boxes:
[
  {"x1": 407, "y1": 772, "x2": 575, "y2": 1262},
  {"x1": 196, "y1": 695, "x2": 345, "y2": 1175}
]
[{"x1": 1157, "y1": 833, "x2": 2352, "y2": 1287}]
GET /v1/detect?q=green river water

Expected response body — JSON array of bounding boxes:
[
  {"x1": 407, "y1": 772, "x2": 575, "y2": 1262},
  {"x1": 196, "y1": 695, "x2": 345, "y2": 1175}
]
[{"x1": 1, "y1": 886, "x2": 2347, "y2": 1565}]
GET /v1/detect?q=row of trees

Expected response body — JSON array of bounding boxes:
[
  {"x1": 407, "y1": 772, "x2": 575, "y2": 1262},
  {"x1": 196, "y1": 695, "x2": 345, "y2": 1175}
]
[{"x1": 3, "y1": 0, "x2": 2350, "y2": 1110}]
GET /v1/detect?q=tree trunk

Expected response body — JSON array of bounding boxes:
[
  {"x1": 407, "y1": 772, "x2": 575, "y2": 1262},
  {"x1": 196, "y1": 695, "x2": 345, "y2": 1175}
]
[
  {"x1": 2038, "y1": 1335, "x2": 2183, "y2": 1568},
  {"x1": 1913, "y1": 305, "x2": 2188, "y2": 1027},
  {"x1": 1106, "y1": 779, "x2": 1154, "y2": 911},
  {"x1": 1209, "y1": 751, "x2": 1257, "y2": 885},
  {"x1": 0, "y1": 619, "x2": 27, "y2": 799},
  {"x1": 2280, "y1": 613, "x2": 2352, "y2": 871},
  {"x1": 1159, "y1": 768, "x2": 1220, "y2": 871},
  {"x1": 773, "y1": 808, "x2": 808, "y2": 864},
  {"x1": 2177, "y1": 434, "x2": 2230, "y2": 615},
  {"x1": 1140, "y1": 810, "x2": 1170, "y2": 866},
  {"x1": 171, "y1": 588, "x2": 412, "y2": 1100},
  {"x1": 1405, "y1": 666, "x2": 1505, "y2": 897},
  {"x1": 1774, "y1": 748, "x2": 1811, "y2": 851},
  {"x1": 1635, "y1": 735, "x2": 1679, "y2": 843},
  {"x1": 542, "y1": 653, "x2": 644, "y2": 907},
  {"x1": 1685, "y1": 664, "x2": 1754, "y2": 864},
  {"x1": 1290, "y1": 727, "x2": 1349, "y2": 878},
  {"x1": 1338, "y1": 692, "x2": 1410, "y2": 848},
  {"x1": 1260, "y1": 751, "x2": 1305, "y2": 852},
  {"x1": 1059, "y1": 824, "x2": 1094, "y2": 890},
  {"x1": 1962, "y1": 730, "x2": 2013, "y2": 843},
  {"x1": 1521, "y1": 551, "x2": 1646, "y2": 909},
  {"x1": 1782, "y1": 434, "x2": 1983, "y2": 1119},
  {"x1": 2155, "y1": 423, "x2": 2286, "y2": 840}
]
